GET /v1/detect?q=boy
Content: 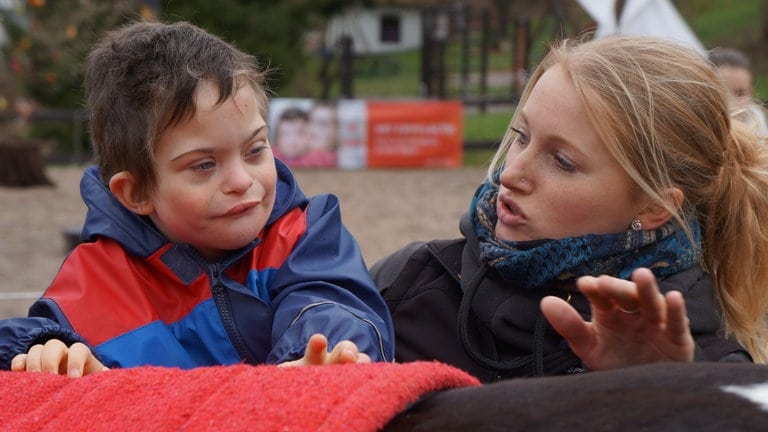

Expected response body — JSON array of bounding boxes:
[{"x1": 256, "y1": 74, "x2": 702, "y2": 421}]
[{"x1": 0, "y1": 21, "x2": 394, "y2": 376}]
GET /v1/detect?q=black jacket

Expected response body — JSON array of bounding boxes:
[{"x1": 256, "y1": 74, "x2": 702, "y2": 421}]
[{"x1": 370, "y1": 214, "x2": 751, "y2": 383}]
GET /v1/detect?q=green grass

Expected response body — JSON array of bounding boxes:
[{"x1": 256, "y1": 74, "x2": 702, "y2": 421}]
[
  {"x1": 683, "y1": 0, "x2": 762, "y2": 45},
  {"x1": 463, "y1": 110, "x2": 510, "y2": 142},
  {"x1": 463, "y1": 148, "x2": 496, "y2": 167}
]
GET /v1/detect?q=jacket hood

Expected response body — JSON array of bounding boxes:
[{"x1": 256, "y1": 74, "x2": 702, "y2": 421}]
[{"x1": 79, "y1": 158, "x2": 305, "y2": 258}]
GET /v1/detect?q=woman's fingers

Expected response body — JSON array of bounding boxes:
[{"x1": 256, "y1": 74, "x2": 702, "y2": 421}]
[
  {"x1": 540, "y1": 296, "x2": 593, "y2": 352},
  {"x1": 664, "y1": 291, "x2": 693, "y2": 351},
  {"x1": 631, "y1": 268, "x2": 666, "y2": 324},
  {"x1": 578, "y1": 275, "x2": 639, "y2": 313}
]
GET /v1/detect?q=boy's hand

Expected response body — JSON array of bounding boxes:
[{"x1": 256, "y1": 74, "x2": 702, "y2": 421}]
[
  {"x1": 277, "y1": 333, "x2": 371, "y2": 367},
  {"x1": 10, "y1": 339, "x2": 109, "y2": 377}
]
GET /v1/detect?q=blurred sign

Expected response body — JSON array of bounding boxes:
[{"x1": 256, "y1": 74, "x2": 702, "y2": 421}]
[{"x1": 268, "y1": 99, "x2": 463, "y2": 169}]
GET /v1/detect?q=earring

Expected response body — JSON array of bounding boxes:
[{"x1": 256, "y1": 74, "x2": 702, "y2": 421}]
[{"x1": 631, "y1": 219, "x2": 642, "y2": 231}]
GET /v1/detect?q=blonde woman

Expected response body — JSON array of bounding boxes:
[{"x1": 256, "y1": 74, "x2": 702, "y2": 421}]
[{"x1": 372, "y1": 36, "x2": 768, "y2": 382}]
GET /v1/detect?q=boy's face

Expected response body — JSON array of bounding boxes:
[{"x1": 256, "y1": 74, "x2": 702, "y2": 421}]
[{"x1": 148, "y1": 82, "x2": 276, "y2": 261}]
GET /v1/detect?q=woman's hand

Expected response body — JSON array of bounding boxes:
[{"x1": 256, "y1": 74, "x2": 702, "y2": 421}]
[
  {"x1": 11, "y1": 339, "x2": 109, "y2": 377},
  {"x1": 277, "y1": 333, "x2": 371, "y2": 367},
  {"x1": 540, "y1": 267, "x2": 694, "y2": 370}
]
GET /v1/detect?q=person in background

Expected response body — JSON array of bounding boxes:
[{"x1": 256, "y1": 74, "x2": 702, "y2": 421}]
[
  {"x1": 372, "y1": 36, "x2": 768, "y2": 383},
  {"x1": 0, "y1": 20, "x2": 394, "y2": 377},
  {"x1": 709, "y1": 47, "x2": 768, "y2": 137}
]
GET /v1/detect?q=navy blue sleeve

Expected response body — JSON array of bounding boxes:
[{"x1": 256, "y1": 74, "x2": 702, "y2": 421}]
[
  {"x1": 0, "y1": 301, "x2": 89, "y2": 369},
  {"x1": 266, "y1": 194, "x2": 395, "y2": 363}
]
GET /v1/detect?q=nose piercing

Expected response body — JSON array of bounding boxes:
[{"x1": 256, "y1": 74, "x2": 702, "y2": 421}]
[{"x1": 520, "y1": 178, "x2": 526, "y2": 183}]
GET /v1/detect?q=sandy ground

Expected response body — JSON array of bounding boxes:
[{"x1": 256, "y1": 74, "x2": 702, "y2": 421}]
[{"x1": 0, "y1": 164, "x2": 486, "y2": 318}]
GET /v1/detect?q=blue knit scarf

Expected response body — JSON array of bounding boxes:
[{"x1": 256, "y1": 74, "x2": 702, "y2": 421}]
[{"x1": 469, "y1": 178, "x2": 702, "y2": 289}]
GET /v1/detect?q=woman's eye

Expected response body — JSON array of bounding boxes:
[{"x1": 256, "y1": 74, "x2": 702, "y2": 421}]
[
  {"x1": 553, "y1": 154, "x2": 575, "y2": 173},
  {"x1": 510, "y1": 127, "x2": 529, "y2": 145}
]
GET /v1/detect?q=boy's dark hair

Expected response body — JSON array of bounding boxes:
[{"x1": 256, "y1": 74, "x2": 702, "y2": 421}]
[
  {"x1": 708, "y1": 47, "x2": 752, "y2": 70},
  {"x1": 85, "y1": 20, "x2": 268, "y2": 199}
]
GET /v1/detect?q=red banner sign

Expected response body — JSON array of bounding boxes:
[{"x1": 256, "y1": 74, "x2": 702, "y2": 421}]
[{"x1": 269, "y1": 99, "x2": 463, "y2": 169}]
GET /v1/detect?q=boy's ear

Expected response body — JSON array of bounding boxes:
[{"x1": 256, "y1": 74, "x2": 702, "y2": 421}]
[
  {"x1": 637, "y1": 187, "x2": 684, "y2": 230},
  {"x1": 109, "y1": 171, "x2": 153, "y2": 215}
]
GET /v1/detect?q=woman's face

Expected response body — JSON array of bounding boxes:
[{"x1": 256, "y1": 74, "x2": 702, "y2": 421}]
[{"x1": 495, "y1": 64, "x2": 645, "y2": 242}]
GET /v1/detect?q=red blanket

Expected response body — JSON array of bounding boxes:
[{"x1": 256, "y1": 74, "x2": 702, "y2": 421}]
[{"x1": 0, "y1": 361, "x2": 479, "y2": 431}]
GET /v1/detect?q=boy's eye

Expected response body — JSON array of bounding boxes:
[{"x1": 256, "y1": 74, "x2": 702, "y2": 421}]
[
  {"x1": 245, "y1": 144, "x2": 268, "y2": 160},
  {"x1": 192, "y1": 161, "x2": 215, "y2": 171}
]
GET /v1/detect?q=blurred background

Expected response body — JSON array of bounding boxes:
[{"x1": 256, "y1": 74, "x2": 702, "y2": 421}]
[
  {"x1": 1, "y1": 0, "x2": 767, "y2": 316},
  {"x1": 0, "y1": 0, "x2": 766, "y2": 176}
]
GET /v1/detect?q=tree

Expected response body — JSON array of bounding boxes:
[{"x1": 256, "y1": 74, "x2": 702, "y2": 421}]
[
  {"x1": 0, "y1": 0, "x2": 144, "y2": 185},
  {"x1": 161, "y1": 0, "x2": 354, "y2": 93},
  {"x1": 1, "y1": 0, "x2": 144, "y2": 109}
]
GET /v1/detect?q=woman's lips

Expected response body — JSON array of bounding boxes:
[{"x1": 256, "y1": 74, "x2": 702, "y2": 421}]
[{"x1": 497, "y1": 195, "x2": 527, "y2": 225}]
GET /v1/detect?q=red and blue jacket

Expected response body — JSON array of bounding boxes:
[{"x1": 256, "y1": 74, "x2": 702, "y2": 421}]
[{"x1": 0, "y1": 160, "x2": 394, "y2": 369}]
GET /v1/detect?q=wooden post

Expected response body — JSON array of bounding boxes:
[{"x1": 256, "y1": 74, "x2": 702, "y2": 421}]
[
  {"x1": 338, "y1": 35, "x2": 354, "y2": 99},
  {"x1": 460, "y1": 6, "x2": 470, "y2": 100},
  {"x1": 420, "y1": 7, "x2": 434, "y2": 97},
  {"x1": 434, "y1": 10, "x2": 449, "y2": 99},
  {"x1": 512, "y1": 15, "x2": 531, "y2": 100},
  {"x1": 480, "y1": 8, "x2": 490, "y2": 113}
]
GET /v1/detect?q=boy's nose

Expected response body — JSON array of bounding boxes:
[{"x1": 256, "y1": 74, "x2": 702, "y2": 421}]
[{"x1": 224, "y1": 162, "x2": 254, "y2": 193}]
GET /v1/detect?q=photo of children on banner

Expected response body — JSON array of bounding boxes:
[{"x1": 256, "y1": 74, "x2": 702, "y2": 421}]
[
  {"x1": 305, "y1": 102, "x2": 338, "y2": 167},
  {"x1": 270, "y1": 99, "x2": 338, "y2": 168}
]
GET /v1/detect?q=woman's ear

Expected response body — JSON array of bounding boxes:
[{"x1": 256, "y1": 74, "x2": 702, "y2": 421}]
[
  {"x1": 109, "y1": 171, "x2": 153, "y2": 215},
  {"x1": 637, "y1": 187, "x2": 684, "y2": 230}
]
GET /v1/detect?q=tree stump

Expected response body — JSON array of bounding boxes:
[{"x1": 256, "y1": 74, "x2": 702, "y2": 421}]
[{"x1": 0, "y1": 139, "x2": 54, "y2": 187}]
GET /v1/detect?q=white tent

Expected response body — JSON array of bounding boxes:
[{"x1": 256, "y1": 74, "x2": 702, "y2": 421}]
[{"x1": 576, "y1": 0, "x2": 705, "y2": 55}]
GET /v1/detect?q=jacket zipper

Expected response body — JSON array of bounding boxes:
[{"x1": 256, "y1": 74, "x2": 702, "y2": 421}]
[{"x1": 209, "y1": 263, "x2": 254, "y2": 361}]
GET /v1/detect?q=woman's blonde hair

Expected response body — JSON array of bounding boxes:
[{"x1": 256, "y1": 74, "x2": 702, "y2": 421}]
[{"x1": 488, "y1": 36, "x2": 768, "y2": 362}]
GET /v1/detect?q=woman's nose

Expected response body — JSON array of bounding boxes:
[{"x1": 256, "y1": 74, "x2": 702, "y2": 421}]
[{"x1": 498, "y1": 151, "x2": 530, "y2": 190}]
